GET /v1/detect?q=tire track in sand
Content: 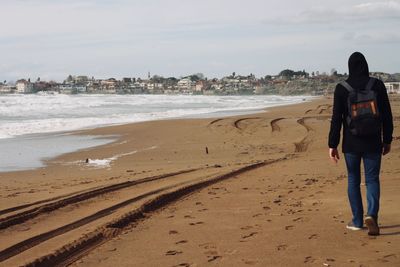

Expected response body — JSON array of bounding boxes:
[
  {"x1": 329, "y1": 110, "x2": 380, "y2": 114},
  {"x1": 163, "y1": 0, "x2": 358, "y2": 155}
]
[
  {"x1": 233, "y1": 117, "x2": 261, "y2": 130},
  {"x1": 270, "y1": 118, "x2": 285, "y2": 133},
  {"x1": 294, "y1": 118, "x2": 314, "y2": 153},
  {"x1": 208, "y1": 118, "x2": 224, "y2": 126},
  {"x1": 19, "y1": 157, "x2": 293, "y2": 267},
  {"x1": 0, "y1": 169, "x2": 198, "y2": 231},
  {"x1": 0, "y1": 187, "x2": 106, "y2": 217},
  {"x1": 0, "y1": 179, "x2": 196, "y2": 263},
  {"x1": 305, "y1": 104, "x2": 332, "y2": 115}
]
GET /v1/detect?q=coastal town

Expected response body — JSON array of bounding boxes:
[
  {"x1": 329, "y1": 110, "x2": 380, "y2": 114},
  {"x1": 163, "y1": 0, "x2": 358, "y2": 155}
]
[{"x1": 1, "y1": 70, "x2": 399, "y2": 95}]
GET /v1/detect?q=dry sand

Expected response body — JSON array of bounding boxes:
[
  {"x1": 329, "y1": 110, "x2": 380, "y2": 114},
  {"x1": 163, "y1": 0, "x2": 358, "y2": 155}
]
[{"x1": 0, "y1": 96, "x2": 399, "y2": 266}]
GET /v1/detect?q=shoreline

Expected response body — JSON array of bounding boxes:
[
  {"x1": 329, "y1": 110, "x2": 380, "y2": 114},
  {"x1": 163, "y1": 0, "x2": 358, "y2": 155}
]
[
  {"x1": 0, "y1": 133, "x2": 118, "y2": 173},
  {"x1": 1, "y1": 95, "x2": 398, "y2": 266},
  {"x1": 0, "y1": 95, "x2": 316, "y2": 173}
]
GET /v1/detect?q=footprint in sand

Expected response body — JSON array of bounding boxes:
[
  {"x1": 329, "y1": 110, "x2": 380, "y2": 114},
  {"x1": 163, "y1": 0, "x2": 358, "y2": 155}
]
[
  {"x1": 241, "y1": 232, "x2": 258, "y2": 239},
  {"x1": 242, "y1": 259, "x2": 258, "y2": 265},
  {"x1": 199, "y1": 243, "x2": 216, "y2": 250},
  {"x1": 169, "y1": 230, "x2": 179, "y2": 235},
  {"x1": 308, "y1": 234, "x2": 318, "y2": 240},
  {"x1": 277, "y1": 244, "x2": 288, "y2": 251},
  {"x1": 285, "y1": 225, "x2": 294, "y2": 230},
  {"x1": 207, "y1": 255, "x2": 222, "y2": 262},
  {"x1": 384, "y1": 254, "x2": 397, "y2": 259},
  {"x1": 165, "y1": 250, "x2": 182, "y2": 256},
  {"x1": 378, "y1": 254, "x2": 398, "y2": 263},
  {"x1": 286, "y1": 209, "x2": 296, "y2": 215},
  {"x1": 304, "y1": 178, "x2": 318, "y2": 185},
  {"x1": 167, "y1": 207, "x2": 178, "y2": 213},
  {"x1": 293, "y1": 217, "x2": 304, "y2": 222},
  {"x1": 204, "y1": 249, "x2": 220, "y2": 258},
  {"x1": 304, "y1": 256, "x2": 315, "y2": 263},
  {"x1": 312, "y1": 201, "x2": 322, "y2": 206},
  {"x1": 198, "y1": 208, "x2": 208, "y2": 212},
  {"x1": 173, "y1": 263, "x2": 190, "y2": 267},
  {"x1": 184, "y1": 215, "x2": 195, "y2": 219},
  {"x1": 189, "y1": 221, "x2": 204, "y2": 226},
  {"x1": 240, "y1": 226, "x2": 254, "y2": 230},
  {"x1": 176, "y1": 240, "x2": 188, "y2": 245}
]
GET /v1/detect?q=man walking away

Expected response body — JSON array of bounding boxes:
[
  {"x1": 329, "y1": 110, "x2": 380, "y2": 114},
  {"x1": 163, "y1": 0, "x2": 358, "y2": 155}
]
[{"x1": 328, "y1": 52, "x2": 393, "y2": 236}]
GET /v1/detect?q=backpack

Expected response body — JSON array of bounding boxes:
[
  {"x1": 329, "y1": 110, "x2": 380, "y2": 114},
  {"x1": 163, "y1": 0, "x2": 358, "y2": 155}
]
[{"x1": 340, "y1": 78, "x2": 381, "y2": 136}]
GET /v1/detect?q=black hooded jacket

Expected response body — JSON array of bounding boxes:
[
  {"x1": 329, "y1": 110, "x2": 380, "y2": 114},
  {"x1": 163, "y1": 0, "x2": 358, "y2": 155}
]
[{"x1": 328, "y1": 52, "x2": 393, "y2": 153}]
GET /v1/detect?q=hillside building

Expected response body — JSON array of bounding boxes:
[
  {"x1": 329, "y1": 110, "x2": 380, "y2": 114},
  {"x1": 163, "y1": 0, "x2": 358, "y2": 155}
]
[{"x1": 16, "y1": 79, "x2": 33, "y2": 93}]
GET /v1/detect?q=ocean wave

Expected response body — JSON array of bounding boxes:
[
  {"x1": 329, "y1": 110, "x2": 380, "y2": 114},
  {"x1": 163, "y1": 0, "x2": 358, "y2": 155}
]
[{"x1": 0, "y1": 94, "x2": 312, "y2": 139}]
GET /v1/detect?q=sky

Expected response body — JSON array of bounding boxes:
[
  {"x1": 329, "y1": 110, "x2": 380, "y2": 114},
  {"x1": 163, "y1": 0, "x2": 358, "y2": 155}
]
[{"x1": 0, "y1": 0, "x2": 399, "y2": 81}]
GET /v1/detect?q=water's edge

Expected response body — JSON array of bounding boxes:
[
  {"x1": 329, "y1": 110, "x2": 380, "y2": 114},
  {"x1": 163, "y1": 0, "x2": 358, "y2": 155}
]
[{"x1": 0, "y1": 96, "x2": 315, "y2": 172}]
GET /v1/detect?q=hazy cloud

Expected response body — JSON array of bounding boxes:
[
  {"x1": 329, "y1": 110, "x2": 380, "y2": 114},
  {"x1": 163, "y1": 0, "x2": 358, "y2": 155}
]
[
  {"x1": 0, "y1": 0, "x2": 399, "y2": 81},
  {"x1": 266, "y1": 1, "x2": 400, "y2": 24}
]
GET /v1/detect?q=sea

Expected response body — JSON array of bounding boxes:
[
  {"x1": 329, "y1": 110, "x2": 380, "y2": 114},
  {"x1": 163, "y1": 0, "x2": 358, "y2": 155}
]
[{"x1": 0, "y1": 94, "x2": 311, "y2": 172}]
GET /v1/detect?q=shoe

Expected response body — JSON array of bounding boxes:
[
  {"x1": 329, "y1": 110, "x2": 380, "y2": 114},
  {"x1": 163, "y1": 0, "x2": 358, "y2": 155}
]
[
  {"x1": 346, "y1": 221, "x2": 362, "y2": 231},
  {"x1": 365, "y1": 216, "x2": 380, "y2": 236}
]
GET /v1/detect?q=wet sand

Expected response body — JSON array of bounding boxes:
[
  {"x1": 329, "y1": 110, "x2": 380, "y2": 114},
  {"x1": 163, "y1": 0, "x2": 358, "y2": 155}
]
[{"x1": 0, "y1": 96, "x2": 399, "y2": 266}]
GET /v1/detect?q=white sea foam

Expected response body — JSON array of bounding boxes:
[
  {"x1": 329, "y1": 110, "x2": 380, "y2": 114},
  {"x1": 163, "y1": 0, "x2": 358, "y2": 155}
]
[
  {"x1": 0, "y1": 94, "x2": 312, "y2": 139},
  {"x1": 86, "y1": 159, "x2": 113, "y2": 168},
  {"x1": 85, "y1": 151, "x2": 138, "y2": 169},
  {"x1": 70, "y1": 146, "x2": 158, "y2": 169}
]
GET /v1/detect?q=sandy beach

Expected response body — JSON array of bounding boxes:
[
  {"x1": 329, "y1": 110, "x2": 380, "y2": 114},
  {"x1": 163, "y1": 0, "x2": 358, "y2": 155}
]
[{"x1": 0, "y1": 96, "x2": 399, "y2": 266}]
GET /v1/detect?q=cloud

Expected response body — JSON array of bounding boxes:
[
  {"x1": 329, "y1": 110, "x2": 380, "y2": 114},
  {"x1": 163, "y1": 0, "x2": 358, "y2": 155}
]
[
  {"x1": 0, "y1": 0, "x2": 399, "y2": 81},
  {"x1": 354, "y1": 1, "x2": 400, "y2": 16},
  {"x1": 347, "y1": 32, "x2": 400, "y2": 44},
  {"x1": 265, "y1": 1, "x2": 400, "y2": 25}
]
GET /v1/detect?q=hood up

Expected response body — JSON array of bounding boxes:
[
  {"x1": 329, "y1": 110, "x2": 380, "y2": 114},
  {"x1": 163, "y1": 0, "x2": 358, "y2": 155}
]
[
  {"x1": 348, "y1": 52, "x2": 369, "y2": 79},
  {"x1": 346, "y1": 52, "x2": 370, "y2": 89}
]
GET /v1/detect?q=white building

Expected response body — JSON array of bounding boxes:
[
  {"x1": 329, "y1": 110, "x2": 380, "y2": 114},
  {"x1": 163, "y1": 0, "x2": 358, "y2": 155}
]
[
  {"x1": 177, "y1": 78, "x2": 194, "y2": 92},
  {"x1": 0, "y1": 85, "x2": 14, "y2": 94},
  {"x1": 16, "y1": 80, "x2": 33, "y2": 93},
  {"x1": 195, "y1": 81, "x2": 205, "y2": 92},
  {"x1": 385, "y1": 82, "x2": 400, "y2": 94}
]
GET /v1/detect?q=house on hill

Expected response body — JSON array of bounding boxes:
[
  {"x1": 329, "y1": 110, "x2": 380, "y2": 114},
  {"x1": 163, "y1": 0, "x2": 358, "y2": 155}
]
[
  {"x1": 16, "y1": 79, "x2": 33, "y2": 93},
  {"x1": 177, "y1": 78, "x2": 195, "y2": 93}
]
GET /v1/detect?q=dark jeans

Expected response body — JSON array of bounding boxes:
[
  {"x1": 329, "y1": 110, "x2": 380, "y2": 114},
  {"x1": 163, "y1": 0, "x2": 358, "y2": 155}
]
[{"x1": 344, "y1": 152, "x2": 381, "y2": 228}]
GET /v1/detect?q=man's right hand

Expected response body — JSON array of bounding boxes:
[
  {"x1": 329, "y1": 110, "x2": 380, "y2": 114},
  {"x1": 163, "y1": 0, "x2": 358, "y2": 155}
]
[{"x1": 329, "y1": 148, "x2": 340, "y2": 164}]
